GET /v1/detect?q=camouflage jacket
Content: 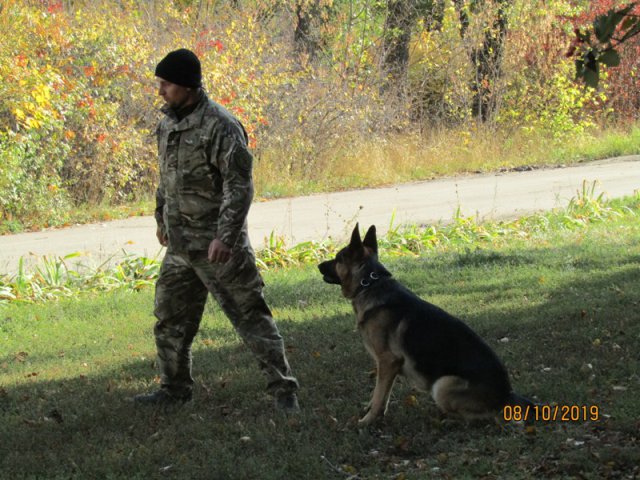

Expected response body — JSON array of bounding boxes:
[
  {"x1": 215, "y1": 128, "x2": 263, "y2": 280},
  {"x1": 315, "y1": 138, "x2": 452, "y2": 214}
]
[{"x1": 155, "y1": 91, "x2": 254, "y2": 252}]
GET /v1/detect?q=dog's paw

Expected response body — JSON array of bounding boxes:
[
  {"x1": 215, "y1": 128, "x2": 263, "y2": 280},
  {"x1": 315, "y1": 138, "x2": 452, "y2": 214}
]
[{"x1": 358, "y1": 412, "x2": 378, "y2": 426}]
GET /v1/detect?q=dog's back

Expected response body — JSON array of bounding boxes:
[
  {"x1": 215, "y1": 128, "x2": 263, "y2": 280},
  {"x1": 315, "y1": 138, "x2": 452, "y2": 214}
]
[{"x1": 356, "y1": 276, "x2": 513, "y2": 412}]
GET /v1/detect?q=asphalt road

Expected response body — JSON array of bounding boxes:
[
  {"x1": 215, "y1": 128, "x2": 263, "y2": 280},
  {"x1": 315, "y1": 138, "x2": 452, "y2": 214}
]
[{"x1": 1, "y1": 155, "x2": 639, "y2": 274}]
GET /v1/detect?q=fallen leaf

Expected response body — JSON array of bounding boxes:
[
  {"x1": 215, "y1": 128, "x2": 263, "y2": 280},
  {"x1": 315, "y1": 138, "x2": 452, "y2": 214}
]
[
  {"x1": 342, "y1": 464, "x2": 357, "y2": 475},
  {"x1": 394, "y1": 436, "x2": 411, "y2": 452},
  {"x1": 404, "y1": 394, "x2": 419, "y2": 407},
  {"x1": 14, "y1": 352, "x2": 28, "y2": 362},
  {"x1": 580, "y1": 363, "x2": 593, "y2": 373},
  {"x1": 45, "y1": 409, "x2": 63, "y2": 424},
  {"x1": 287, "y1": 416, "x2": 301, "y2": 428}
]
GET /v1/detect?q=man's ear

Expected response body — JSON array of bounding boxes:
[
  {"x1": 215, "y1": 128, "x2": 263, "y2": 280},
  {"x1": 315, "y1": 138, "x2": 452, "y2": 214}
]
[{"x1": 362, "y1": 225, "x2": 378, "y2": 255}]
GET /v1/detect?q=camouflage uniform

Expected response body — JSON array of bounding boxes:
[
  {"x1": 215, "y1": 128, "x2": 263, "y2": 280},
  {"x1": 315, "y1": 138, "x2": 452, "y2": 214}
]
[{"x1": 153, "y1": 91, "x2": 298, "y2": 398}]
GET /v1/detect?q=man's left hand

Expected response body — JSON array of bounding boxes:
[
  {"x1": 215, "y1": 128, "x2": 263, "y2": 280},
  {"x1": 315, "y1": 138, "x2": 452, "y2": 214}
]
[{"x1": 208, "y1": 238, "x2": 232, "y2": 263}]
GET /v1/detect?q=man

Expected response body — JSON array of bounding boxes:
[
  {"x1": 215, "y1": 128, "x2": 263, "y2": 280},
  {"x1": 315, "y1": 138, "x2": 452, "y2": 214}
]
[{"x1": 134, "y1": 48, "x2": 299, "y2": 413}]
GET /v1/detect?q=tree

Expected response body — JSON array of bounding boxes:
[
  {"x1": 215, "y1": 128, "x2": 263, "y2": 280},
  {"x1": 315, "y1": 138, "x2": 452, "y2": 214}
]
[
  {"x1": 453, "y1": 0, "x2": 509, "y2": 122},
  {"x1": 381, "y1": 0, "x2": 447, "y2": 93},
  {"x1": 381, "y1": 0, "x2": 418, "y2": 92},
  {"x1": 569, "y1": 2, "x2": 640, "y2": 88},
  {"x1": 294, "y1": 0, "x2": 322, "y2": 60}
]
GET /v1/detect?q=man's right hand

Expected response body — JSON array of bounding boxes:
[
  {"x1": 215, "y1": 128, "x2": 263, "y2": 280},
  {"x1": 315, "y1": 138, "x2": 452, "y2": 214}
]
[{"x1": 156, "y1": 226, "x2": 168, "y2": 246}]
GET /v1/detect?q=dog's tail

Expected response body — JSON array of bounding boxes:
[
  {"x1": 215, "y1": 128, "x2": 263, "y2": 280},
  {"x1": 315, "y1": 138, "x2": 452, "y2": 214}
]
[
  {"x1": 504, "y1": 392, "x2": 538, "y2": 424},
  {"x1": 507, "y1": 392, "x2": 536, "y2": 409}
]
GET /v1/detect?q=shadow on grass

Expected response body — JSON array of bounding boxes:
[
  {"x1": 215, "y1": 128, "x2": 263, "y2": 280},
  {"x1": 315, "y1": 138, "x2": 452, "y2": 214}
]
[{"x1": 1, "y1": 243, "x2": 639, "y2": 479}]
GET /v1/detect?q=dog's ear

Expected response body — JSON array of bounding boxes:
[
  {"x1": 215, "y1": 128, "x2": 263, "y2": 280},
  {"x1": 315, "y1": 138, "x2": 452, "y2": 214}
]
[
  {"x1": 362, "y1": 225, "x2": 378, "y2": 255},
  {"x1": 349, "y1": 223, "x2": 362, "y2": 249}
]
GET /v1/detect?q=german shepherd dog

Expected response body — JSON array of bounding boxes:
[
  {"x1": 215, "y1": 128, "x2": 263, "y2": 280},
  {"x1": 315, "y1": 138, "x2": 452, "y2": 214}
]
[{"x1": 318, "y1": 224, "x2": 533, "y2": 425}]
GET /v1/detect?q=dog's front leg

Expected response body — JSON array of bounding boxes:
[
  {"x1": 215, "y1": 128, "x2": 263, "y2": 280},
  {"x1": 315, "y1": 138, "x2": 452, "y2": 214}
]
[{"x1": 359, "y1": 352, "x2": 402, "y2": 425}]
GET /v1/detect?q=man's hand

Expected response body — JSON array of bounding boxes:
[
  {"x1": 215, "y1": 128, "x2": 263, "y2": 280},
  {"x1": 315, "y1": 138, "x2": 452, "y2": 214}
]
[
  {"x1": 208, "y1": 238, "x2": 232, "y2": 263},
  {"x1": 156, "y1": 226, "x2": 168, "y2": 247}
]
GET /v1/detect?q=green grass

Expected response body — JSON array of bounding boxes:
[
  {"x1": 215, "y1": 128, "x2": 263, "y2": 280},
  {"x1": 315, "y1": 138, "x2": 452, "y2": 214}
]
[
  {"x1": 1, "y1": 197, "x2": 640, "y2": 478},
  {"x1": 0, "y1": 199, "x2": 154, "y2": 236},
  {"x1": 549, "y1": 124, "x2": 640, "y2": 163}
]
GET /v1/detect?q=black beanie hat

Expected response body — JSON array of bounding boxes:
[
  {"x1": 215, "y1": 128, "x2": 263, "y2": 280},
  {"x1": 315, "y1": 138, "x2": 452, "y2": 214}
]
[{"x1": 155, "y1": 48, "x2": 202, "y2": 88}]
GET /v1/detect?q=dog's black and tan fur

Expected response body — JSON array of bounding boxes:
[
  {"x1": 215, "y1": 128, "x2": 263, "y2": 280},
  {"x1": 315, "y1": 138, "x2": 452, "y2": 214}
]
[{"x1": 318, "y1": 224, "x2": 533, "y2": 425}]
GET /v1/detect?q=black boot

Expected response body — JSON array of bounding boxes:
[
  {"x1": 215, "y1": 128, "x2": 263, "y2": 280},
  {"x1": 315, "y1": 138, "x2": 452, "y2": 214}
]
[{"x1": 133, "y1": 389, "x2": 192, "y2": 406}]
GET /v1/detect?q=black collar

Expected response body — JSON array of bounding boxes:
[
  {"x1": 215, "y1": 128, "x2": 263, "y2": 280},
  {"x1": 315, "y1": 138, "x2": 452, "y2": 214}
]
[{"x1": 354, "y1": 270, "x2": 392, "y2": 296}]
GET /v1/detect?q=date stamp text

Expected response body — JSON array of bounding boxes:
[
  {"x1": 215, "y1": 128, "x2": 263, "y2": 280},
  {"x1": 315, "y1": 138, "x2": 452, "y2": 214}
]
[{"x1": 502, "y1": 404, "x2": 600, "y2": 422}]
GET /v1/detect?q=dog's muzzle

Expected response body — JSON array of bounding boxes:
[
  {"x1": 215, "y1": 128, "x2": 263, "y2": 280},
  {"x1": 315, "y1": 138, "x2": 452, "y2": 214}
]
[{"x1": 318, "y1": 261, "x2": 341, "y2": 285}]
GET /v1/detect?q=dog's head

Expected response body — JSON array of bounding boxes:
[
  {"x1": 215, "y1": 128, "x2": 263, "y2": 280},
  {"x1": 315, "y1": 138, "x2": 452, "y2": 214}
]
[{"x1": 318, "y1": 224, "x2": 388, "y2": 298}]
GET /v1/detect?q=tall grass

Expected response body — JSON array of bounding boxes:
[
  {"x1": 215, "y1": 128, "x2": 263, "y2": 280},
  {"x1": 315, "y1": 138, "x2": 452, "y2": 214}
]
[{"x1": 255, "y1": 125, "x2": 640, "y2": 197}]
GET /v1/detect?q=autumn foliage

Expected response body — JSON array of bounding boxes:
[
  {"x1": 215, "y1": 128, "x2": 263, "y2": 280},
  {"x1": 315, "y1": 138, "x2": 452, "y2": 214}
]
[
  {"x1": 568, "y1": 0, "x2": 640, "y2": 118},
  {"x1": 0, "y1": 0, "x2": 637, "y2": 229}
]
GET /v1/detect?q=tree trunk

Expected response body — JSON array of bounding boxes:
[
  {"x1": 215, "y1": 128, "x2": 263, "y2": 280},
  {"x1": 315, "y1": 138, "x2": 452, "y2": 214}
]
[
  {"x1": 423, "y1": 0, "x2": 445, "y2": 32},
  {"x1": 294, "y1": 0, "x2": 322, "y2": 60},
  {"x1": 381, "y1": 0, "x2": 417, "y2": 92},
  {"x1": 454, "y1": 0, "x2": 509, "y2": 122}
]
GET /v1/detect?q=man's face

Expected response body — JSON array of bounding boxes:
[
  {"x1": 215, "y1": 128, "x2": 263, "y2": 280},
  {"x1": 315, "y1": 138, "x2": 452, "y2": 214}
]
[{"x1": 157, "y1": 78, "x2": 191, "y2": 109}]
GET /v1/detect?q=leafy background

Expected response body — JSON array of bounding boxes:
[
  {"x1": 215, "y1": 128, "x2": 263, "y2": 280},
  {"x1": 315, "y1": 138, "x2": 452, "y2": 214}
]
[{"x1": 0, "y1": 0, "x2": 639, "y2": 231}]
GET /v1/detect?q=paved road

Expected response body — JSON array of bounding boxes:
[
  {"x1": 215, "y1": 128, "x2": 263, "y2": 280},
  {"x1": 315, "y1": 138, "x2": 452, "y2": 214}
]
[{"x1": 1, "y1": 156, "x2": 639, "y2": 274}]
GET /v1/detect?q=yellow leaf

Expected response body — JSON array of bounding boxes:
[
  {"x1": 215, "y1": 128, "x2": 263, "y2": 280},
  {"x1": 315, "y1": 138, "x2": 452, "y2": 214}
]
[
  {"x1": 404, "y1": 394, "x2": 419, "y2": 407},
  {"x1": 25, "y1": 117, "x2": 42, "y2": 129},
  {"x1": 342, "y1": 465, "x2": 357, "y2": 475}
]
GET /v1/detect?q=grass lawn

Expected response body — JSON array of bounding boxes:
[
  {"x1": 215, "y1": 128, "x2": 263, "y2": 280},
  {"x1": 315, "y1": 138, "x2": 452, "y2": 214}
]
[{"x1": 1, "y1": 206, "x2": 639, "y2": 479}]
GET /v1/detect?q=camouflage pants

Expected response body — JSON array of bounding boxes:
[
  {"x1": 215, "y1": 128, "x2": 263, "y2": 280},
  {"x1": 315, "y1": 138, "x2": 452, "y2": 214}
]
[{"x1": 153, "y1": 247, "x2": 298, "y2": 397}]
